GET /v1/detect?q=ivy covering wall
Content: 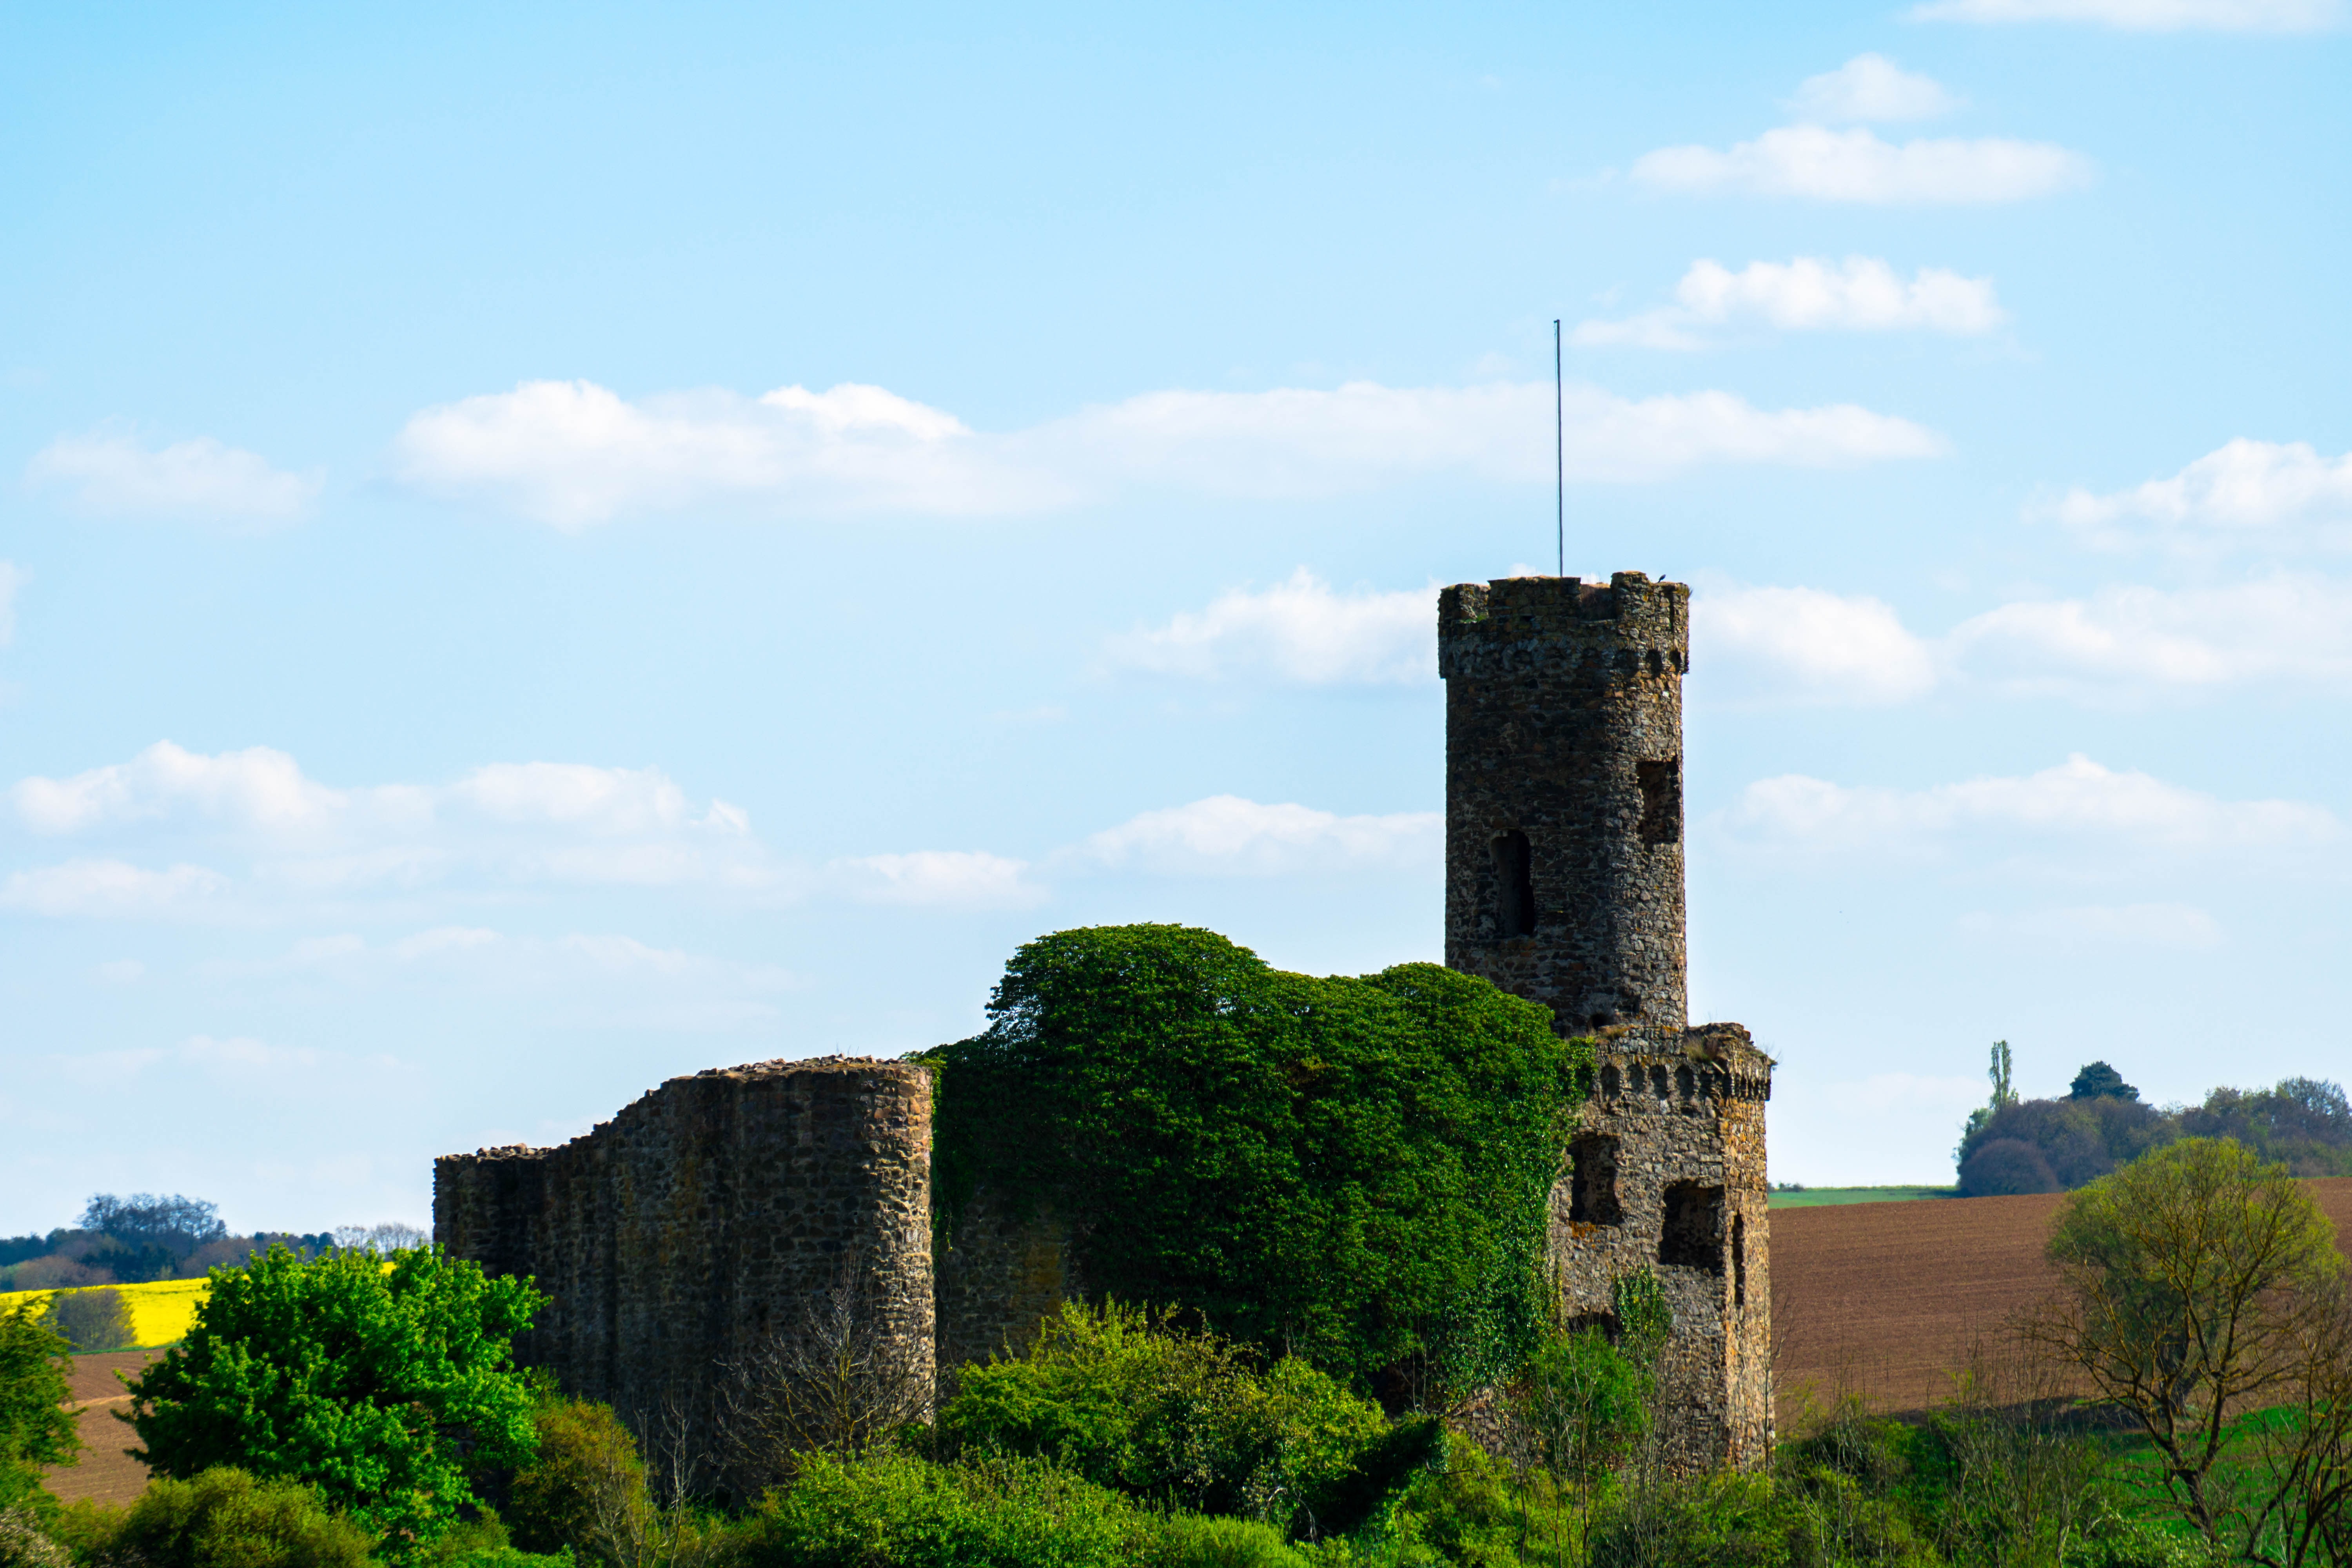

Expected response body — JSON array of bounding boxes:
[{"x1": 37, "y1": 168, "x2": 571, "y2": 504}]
[{"x1": 927, "y1": 924, "x2": 1586, "y2": 1401}]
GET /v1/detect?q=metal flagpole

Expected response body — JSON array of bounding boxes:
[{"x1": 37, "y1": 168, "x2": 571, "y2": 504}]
[{"x1": 1554, "y1": 318, "x2": 1564, "y2": 577}]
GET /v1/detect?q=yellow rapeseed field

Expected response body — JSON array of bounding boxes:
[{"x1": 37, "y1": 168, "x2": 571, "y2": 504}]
[{"x1": 0, "y1": 1277, "x2": 209, "y2": 1348}]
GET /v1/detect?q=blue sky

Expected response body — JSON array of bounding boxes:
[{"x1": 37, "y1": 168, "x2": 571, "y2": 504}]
[{"x1": 4, "y1": 0, "x2": 2347, "y2": 1232}]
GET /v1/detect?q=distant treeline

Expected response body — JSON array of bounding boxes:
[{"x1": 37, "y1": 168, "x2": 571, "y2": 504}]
[
  {"x1": 1956, "y1": 1051, "x2": 2352, "y2": 1196},
  {"x1": 0, "y1": 1192, "x2": 335, "y2": 1292}
]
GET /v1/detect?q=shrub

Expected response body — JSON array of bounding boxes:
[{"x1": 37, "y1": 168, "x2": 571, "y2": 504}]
[
  {"x1": 746, "y1": 1450, "x2": 1145, "y2": 1568},
  {"x1": 53, "y1": 1467, "x2": 373, "y2": 1568},
  {"x1": 928, "y1": 926, "x2": 1581, "y2": 1396},
  {"x1": 506, "y1": 1401, "x2": 653, "y2": 1566},
  {"x1": 1142, "y1": 1513, "x2": 1318, "y2": 1567},
  {"x1": 125, "y1": 1244, "x2": 544, "y2": 1551},
  {"x1": 938, "y1": 1300, "x2": 1421, "y2": 1537},
  {"x1": 0, "y1": 1304, "x2": 78, "y2": 1518},
  {"x1": 1521, "y1": 1326, "x2": 1649, "y2": 1480},
  {"x1": 0, "y1": 1510, "x2": 69, "y2": 1568},
  {"x1": 46, "y1": 1290, "x2": 135, "y2": 1354}
]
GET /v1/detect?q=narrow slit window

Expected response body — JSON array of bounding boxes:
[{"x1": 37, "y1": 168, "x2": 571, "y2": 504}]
[
  {"x1": 1492, "y1": 830, "x2": 1536, "y2": 937},
  {"x1": 1637, "y1": 757, "x2": 1682, "y2": 846}
]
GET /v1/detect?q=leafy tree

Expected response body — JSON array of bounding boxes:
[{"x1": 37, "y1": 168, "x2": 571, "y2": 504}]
[
  {"x1": 125, "y1": 1244, "x2": 544, "y2": 1551},
  {"x1": 46, "y1": 1290, "x2": 134, "y2": 1354},
  {"x1": 928, "y1": 925, "x2": 1580, "y2": 1398},
  {"x1": 0, "y1": 1304, "x2": 80, "y2": 1517},
  {"x1": 1957, "y1": 1094, "x2": 2173, "y2": 1194},
  {"x1": 1956, "y1": 1040, "x2": 2019, "y2": 1159},
  {"x1": 2183, "y1": 1078, "x2": 2352, "y2": 1178},
  {"x1": 80, "y1": 1194, "x2": 226, "y2": 1259},
  {"x1": 506, "y1": 1401, "x2": 652, "y2": 1568},
  {"x1": 2027, "y1": 1138, "x2": 2347, "y2": 1556},
  {"x1": 2067, "y1": 1060, "x2": 2139, "y2": 1102}
]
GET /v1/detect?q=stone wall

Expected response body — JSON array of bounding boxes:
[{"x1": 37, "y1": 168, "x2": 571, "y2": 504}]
[
  {"x1": 434, "y1": 1057, "x2": 934, "y2": 1477},
  {"x1": 933, "y1": 1194, "x2": 1084, "y2": 1383},
  {"x1": 1558, "y1": 1026, "x2": 1775, "y2": 1470},
  {"x1": 1438, "y1": 573, "x2": 1690, "y2": 1036}
]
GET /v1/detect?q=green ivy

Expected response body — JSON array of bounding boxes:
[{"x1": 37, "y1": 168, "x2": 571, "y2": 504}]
[{"x1": 926, "y1": 924, "x2": 1586, "y2": 1401}]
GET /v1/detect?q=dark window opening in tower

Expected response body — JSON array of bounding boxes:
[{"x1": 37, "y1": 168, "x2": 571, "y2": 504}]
[
  {"x1": 1732, "y1": 1213, "x2": 1748, "y2": 1307},
  {"x1": 1637, "y1": 757, "x2": 1682, "y2": 845},
  {"x1": 1492, "y1": 830, "x2": 1536, "y2": 937},
  {"x1": 1660, "y1": 1181, "x2": 1725, "y2": 1272},
  {"x1": 1646, "y1": 648, "x2": 1664, "y2": 677},
  {"x1": 1675, "y1": 1065, "x2": 1695, "y2": 1100},
  {"x1": 1651, "y1": 1064, "x2": 1671, "y2": 1100},
  {"x1": 1568, "y1": 1134, "x2": 1622, "y2": 1225},
  {"x1": 1599, "y1": 1063, "x2": 1621, "y2": 1099}
]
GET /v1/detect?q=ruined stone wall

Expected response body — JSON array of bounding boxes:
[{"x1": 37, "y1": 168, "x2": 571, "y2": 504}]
[
  {"x1": 1439, "y1": 573, "x2": 1689, "y2": 1036},
  {"x1": 1441, "y1": 571, "x2": 1773, "y2": 1470},
  {"x1": 434, "y1": 1057, "x2": 934, "y2": 1474},
  {"x1": 1558, "y1": 1027, "x2": 1774, "y2": 1469},
  {"x1": 933, "y1": 1196, "x2": 1083, "y2": 1382}
]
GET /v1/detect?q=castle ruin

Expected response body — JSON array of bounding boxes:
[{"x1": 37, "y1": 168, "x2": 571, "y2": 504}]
[{"x1": 436, "y1": 569, "x2": 1773, "y2": 1470}]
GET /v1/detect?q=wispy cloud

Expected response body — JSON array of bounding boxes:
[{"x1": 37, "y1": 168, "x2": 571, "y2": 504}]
[
  {"x1": 825, "y1": 851, "x2": 1048, "y2": 910},
  {"x1": 391, "y1": 377, "x2": 1945, "y2": 527},
  {"x1": 1911, "y1": 0, "x2": 2339, "y2": 30},
  {"x1": 27, "y1": 430, "x2": 321, "y2": 525},
  {"x1": 1632, "y1": 125, "x2": 2092, "y2": 203},
  {"x1": 1720, "y1": 754, "x2": 2337, "y2": 858},
  {"x1": 1074, "y1": 796, "x2": 1442, "y2": 877},
  {"x1": 0, "y1": 561, "x2": 22, "y2": 646},
  {"x1": 1697, "y1": 584, "x2": 1938, "y2": 705},
  {"x1": 1956, "y1": 902, "x2": 2224, "y2": 950},
  {"x1": 2038, "y1": 439, "x2": 2352, "y2": 552},
  {"x1": 1788, "y1": 55, "x2": 1964, "y2": 122},
  {"x1": 1105, "y1": 570, "x2": 1435, "y2": 685},
  {"x1": 1575, "y1": 256, "x2": 2004, "y2": 349}
]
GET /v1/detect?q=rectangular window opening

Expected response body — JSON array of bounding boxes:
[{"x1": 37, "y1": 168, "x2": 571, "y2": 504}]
[
  {"x1": 1637, "y1": 758, "x2": 1682, "y2": 846},
  {"x1": 1568, "y1": 1134, "x2": 1622, "y2": 1226},
  {"x1": 1492, "y1": 830, "x2": 1536, "y2": 937},
  {"x1": 1659, "y1": 1180, "x2": 1725, "y2": 1273}
]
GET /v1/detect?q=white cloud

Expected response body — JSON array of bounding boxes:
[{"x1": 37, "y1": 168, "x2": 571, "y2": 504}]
[
  {"x1": 27, "y1": 430, "x2": 321, "y2": 524},
  {"x1": 11, "y1": 741, "x2": 363, "y2": 837},
  {"x1": 392, "y1": 377, "x2": 1944, "y2": 525},
  {"x1": 1078, "y1": 795, "x2": 1442, "y2": 877},
  {"x1": 1697, "y1": 584, "x2": 1937, "y2": 705},
  {"x1": 1911, "y1": 0, "x2": 2338, "y2": 29},
  {"x1": 1106, "y1": 570, "x2": 1435, "y2": 684},
  {"x1": 1788, "y1": 55, "x2": 1962, "y2": 122},
  {"x1": 1957, "y1": 902, "x2": 2224, "y2": 949},
  {"x1": 828, "y1": 851, "x2": 1047, "y2": 909},
  {"x1": 0, "y1": 859, "x2": 230, "y2": 918},
  {"x1": 1946, "y1": 576, "x2": 2352, "y2": 696},
  {"x1": 1632, "y1": 125, "x2": 2092, "y2": 203},
  {"x1": 0, "y1": 562, "x2": 23, "y2": 646},
  {"x1": 1722, "y1": 754, "x2": 2337, "y2": 857},
  {"x1": 1575, "y1": 256, "x2": 2004, "y2": 349},
  {"x1": 2038, "y1": 439, "x2": 2352, "y2": 551}
]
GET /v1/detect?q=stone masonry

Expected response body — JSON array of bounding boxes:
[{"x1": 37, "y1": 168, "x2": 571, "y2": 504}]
[
  {"x1": 433, "y1": 1057, "x2": 934, "y2": 1474},
  {"x1": 1441, "y1": 572, "x2": 1774, "y2": 1470}
]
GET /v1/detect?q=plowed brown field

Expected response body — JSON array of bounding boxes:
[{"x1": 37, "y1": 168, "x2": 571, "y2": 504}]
[
  {"x1": 44, "y1": 1350, "x2": 159, "y2": 1506},
  {"x1": 1771, "y1": 1176, "x2": 2352, "y2": 1420}
]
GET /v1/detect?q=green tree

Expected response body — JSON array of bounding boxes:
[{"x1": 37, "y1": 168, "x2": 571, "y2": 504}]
[
  {"x1": 928, "y1": 925, "x2": 1580, "y2": 1397},
  {"x1": 125, "y1": 1244, "x2": 544, "y2": 1551},
  {"x1": 47, "y1": 1290, "x2": 134, "y2": 1354},
  {"x1": 1956, "y1": 1040, "x2": 2019, "y2": 1162},
  {"x1": 0, "y1": 1303, "x2": 80, "y2": 1516},
  {"x1": 2028, "y1": 1138, "x2": 2346, "y2": 1557},
  {"x1": 2067, "y1": 1060, "x2": 2138, "y2": 1102}
]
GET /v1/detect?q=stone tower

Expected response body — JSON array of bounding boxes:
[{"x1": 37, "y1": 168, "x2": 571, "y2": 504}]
[{"x1": 1439, "y1": 571, "x2": 1774, "y2": 1470}]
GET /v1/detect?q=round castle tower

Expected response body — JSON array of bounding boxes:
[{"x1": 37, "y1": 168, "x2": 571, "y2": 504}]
[
  {"x1": 1439, "y1": 571, "x2": 1689, "y2": 1038},
  {"x1": 1440, "y1": 570, "x2": 1774, "y2": 1471}
]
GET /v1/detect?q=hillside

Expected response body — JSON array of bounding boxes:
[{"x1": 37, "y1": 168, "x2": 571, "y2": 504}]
[{"x1": 1771, "y1": 1175, "x2": 2352, "y2": 1418}]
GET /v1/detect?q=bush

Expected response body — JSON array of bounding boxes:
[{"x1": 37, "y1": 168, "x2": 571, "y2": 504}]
[
  {"x1": 53, "y1": 1467, "x2": 373, "y2": 1568},
  {"x1": 0, "y1": 1510, "x2": 69, "y2": 1568},
  {"x1": 929, "y1": 927, "x2": 1581, "y2": 1394},
  {"x1": 938, "y1": 1300, "x2": 1421, "y2": 1537},
  {"x1": 0, "y1": 1304, "x2": 78, "y2": 1519},
  {"x1": 746, "y1": 1450, "x2": 1146, "y2": 1568},
  {"x1": 125, "y1": 1244, "x2": 543, "y2": 1551},
  {"x1": 45, "y1": 1290, "x2": 135, "y2": 1354},
  {"x1": 1520, "y1": 1327, "x2": 1649, "y2": 1480},
  {"x1": 506, "y1": 1401, "x2": 652, "y2": 1565}
]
